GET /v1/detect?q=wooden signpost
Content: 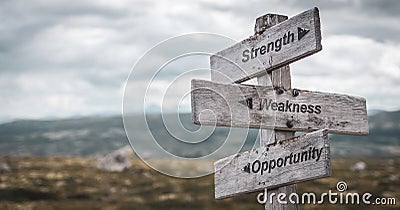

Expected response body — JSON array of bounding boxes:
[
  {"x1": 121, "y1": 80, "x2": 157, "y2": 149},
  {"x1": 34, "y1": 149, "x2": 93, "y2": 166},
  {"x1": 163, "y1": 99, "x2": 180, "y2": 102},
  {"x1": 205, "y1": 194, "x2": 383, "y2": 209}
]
[
  {"x1": 191, "y1": 79, "x2": 368, "y2": 135},
  {"x1": 190, "y1": 7, "x2": 369, "y2": 209},
  {"x1": 211, "y1": 7, "x2": 321, "y2": 83},
  {"x1": 214, "y1": 129, "x2": 330, "y2": 199}
]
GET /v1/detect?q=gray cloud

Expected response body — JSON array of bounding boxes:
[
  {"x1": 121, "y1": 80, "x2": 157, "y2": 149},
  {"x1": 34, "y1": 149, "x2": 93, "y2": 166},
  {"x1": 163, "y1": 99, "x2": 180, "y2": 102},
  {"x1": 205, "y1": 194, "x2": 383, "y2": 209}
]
[
  {"x1": 198, "y1": 0, "x2": 400, "y2": 42},
  {"x1": 0, "y1": 0, "x2": 399, "y2": 122}
]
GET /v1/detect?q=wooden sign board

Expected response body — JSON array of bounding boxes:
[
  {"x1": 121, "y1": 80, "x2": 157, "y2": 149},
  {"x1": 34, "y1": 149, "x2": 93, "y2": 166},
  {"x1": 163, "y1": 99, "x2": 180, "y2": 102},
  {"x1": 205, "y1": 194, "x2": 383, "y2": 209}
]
[
  {"x1": 210, "y1": 7, "x2": 322, "y2": 83},
  {"x1": 191, "y1": 79, "x2": 368, "y2": 135},
  {"x1": 214, "y1": 129, "x2": 330, "y2": 199}
]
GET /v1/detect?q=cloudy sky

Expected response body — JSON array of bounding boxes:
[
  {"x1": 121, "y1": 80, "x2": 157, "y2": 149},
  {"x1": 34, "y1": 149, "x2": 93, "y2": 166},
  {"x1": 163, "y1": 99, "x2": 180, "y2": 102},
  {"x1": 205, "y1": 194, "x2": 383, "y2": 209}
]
[{"x1": 1, "y1": 0, "x2": 399, "y2": 122}]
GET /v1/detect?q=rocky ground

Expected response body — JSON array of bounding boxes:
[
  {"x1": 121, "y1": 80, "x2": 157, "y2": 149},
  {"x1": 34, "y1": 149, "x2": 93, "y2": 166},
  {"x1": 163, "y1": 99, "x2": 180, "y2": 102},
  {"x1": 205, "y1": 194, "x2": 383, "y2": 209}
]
[{"x1": 0, "y1": 156, "x2": 398, "y2": 210}]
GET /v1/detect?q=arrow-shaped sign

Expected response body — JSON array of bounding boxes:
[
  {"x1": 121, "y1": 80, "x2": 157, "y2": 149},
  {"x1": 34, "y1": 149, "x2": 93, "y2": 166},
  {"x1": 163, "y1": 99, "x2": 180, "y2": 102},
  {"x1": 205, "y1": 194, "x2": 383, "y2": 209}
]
[
  {"x1": 214, "y1": 129, "x2": 331, "y2": 199},
  {"x1": 191, "y1": 79, "x2": 369, "y2": 135},
  {"x1": 210, "y1": 7, "x2": 322, "y2": 83}
]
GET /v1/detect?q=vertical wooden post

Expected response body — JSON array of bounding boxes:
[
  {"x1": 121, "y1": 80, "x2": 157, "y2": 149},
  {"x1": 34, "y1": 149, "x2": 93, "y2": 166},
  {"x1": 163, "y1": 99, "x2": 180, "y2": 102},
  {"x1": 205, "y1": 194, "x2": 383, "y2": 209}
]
[{"x1": 255, "y1": 14, "x2": 298, "y2": 210}]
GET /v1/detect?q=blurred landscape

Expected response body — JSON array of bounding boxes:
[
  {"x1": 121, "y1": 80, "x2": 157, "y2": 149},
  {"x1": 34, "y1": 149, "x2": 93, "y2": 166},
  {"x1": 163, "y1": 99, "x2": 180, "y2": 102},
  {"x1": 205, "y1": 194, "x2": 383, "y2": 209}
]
[
  {"x1": 0, "y1": 110, "x2": 399, "y2": 209},
  {"x1": 0, "y1": 110, "x2": 399, "y2": 157}
]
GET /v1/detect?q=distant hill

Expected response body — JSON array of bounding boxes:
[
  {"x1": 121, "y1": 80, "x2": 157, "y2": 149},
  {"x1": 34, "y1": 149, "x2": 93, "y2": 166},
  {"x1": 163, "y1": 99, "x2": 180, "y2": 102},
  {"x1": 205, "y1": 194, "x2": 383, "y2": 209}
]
[
  {"x1": 0, "y1": 116, "x2": 128, "y2": 156},
  {"x1": 330, "y1": 110, "x2": 400, "y2": 156},
  {"x1": 0, "y1": 111, "x2": 399, "y2": 157}
]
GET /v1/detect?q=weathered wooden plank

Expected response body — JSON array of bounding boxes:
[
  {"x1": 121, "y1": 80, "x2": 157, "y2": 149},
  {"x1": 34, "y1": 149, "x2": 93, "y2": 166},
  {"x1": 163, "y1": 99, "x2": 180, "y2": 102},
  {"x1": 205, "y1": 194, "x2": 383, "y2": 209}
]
[
  {"x1": 210, "y1": 7, "x2": 322, "y2": 84},
  {"x1": 191, "y1": 79, "x2": 368, "y2": 135},
  {"x1": 214, "y1": 129, "x2": 331, "y2": 199}
]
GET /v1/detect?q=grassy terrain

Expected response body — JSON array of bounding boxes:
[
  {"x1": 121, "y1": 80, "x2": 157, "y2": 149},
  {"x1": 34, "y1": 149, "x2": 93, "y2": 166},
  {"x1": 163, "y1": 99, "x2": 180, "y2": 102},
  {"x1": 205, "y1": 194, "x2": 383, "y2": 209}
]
[{"x1": 0, "y1": 156, "x2": 398, "y2": 210}]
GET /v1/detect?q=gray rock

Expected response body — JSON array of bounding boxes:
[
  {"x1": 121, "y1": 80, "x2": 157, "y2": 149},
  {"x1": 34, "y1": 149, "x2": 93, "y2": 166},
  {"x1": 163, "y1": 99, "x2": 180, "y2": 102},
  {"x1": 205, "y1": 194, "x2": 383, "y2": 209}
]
[
  {"x1": 389, "y1": 175, "x2": 398, "y2": 181},
  {"x1": 0, "y1": 162, "x2": 11, "y2": 173},
  {"x1": 351, "y1": 161, "x2": 367, "y2": 172},
  {"x1": 97, "y1": 145, "x2": 134, "y2": 172}
]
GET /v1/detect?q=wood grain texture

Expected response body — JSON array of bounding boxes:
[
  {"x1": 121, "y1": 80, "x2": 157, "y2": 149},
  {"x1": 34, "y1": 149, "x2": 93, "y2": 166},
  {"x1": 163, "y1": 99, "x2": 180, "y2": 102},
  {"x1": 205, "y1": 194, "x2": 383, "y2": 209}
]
[
  {"x1": 254, "y1": 14, "x2": 288, "y2": 35},
  {"x1": 191, "y1": 79, "x2": 368, "y2": 135},
  {"x1": 210, "y1": 7, "x2": 322, "y2": 84},
  {"x1": 214, "y1": 129, "x2": 331, "y2": 199}
]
